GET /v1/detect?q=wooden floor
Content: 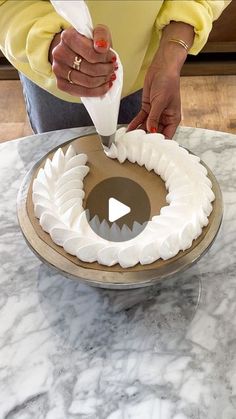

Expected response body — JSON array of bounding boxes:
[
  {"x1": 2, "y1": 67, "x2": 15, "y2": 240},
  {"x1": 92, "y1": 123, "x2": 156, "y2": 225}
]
[
  {"x1": 0, "y1": 75, "x2": 236, "y2": 143},
  {"x1": 0, "y1": 80, "x2": 33, "y2": 142},
  {"x1": 180, "y1": 75, "x2": 236, "y2": 133}
]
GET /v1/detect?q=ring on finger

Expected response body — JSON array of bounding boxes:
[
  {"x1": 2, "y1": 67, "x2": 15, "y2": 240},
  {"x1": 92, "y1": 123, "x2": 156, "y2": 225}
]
[
  {"x1": 73, "y1": 55, "x2": 82, "y2": 71},
  {"x1": 67, "y1": 69, "x2": 74, "y2": 84}
]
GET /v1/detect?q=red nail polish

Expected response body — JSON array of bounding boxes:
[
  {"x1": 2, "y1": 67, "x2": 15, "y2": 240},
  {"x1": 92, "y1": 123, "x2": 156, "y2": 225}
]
[
  {"x1": 111, "y1": 73, "x2": 116, "y2": 81},
  {"x1": 109, "y1": 81, "x2": 113, "y2": 88},
  {"x1": 150, "y1": 127, "x2": 157, "y2": 133},
  {"x1": 95, "y1": 39, "x2": 108, "y2": 48},
  {"x1": 111, "y1": 56, "x2": 117, "y2": 63},
  {"x1": 114, "y1": 64, "x2": 119, "y2": 71}
]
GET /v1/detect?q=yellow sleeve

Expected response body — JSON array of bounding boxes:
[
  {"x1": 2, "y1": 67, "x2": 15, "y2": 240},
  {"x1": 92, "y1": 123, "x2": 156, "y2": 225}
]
[
  {"x1": 155, "y1": 0, "x2": 232, "y2": 55},
  {"x1": 0, "y1": 0, "x2": 82, "y2": 102}
]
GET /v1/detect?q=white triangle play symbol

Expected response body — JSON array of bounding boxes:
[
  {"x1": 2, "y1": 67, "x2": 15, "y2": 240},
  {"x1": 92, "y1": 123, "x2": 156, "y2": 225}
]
[{"x1": 108, "y1": 197, "x2": 131, "y2": 223}]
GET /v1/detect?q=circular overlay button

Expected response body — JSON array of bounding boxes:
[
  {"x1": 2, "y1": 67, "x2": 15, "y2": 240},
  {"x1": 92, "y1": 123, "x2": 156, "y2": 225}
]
[{"x1": 85, "y1": 177, "x2": 151, "y2": 242}]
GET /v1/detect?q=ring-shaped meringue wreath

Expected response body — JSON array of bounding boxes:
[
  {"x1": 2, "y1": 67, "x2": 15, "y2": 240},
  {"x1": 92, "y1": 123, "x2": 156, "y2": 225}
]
[{"x1": 32, "y1": 127, "x2": 215, "y2": 268}]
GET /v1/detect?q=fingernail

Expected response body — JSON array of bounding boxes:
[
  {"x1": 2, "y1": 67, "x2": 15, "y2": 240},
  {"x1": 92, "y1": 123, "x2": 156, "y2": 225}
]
[
  {"x1": 111, "y1": 56, "x2": 117, "y2": 63},
  {"x1": 109, "y1": 81, "x2": 113, "y2": 88},
  {"x1": 114, "y1": 64, "x2": 119, "y2": 71},
  {"x1": 95, "y1": 39, "x2": 108, "y2": 48},
  {"x1": 150, "y1": 127, "x2": 157, "y2": 133},
  {"x1": 111, "y1": 73, "x2": 116, "y2": 81}
]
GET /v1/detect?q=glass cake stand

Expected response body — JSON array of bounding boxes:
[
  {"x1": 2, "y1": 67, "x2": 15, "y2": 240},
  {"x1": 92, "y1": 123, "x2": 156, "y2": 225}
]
[{"x1": 17, "y1": 132, "x2": 223, "y2": 289}]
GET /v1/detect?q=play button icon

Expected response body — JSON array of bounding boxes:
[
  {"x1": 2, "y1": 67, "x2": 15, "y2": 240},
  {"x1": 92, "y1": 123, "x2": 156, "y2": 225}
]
[
  {"x1": 85, "y1": 177, "x2": 151, "y2": 242},
  {"x1": 108, "y1": 197, "x2": 131, "y2": 222}
]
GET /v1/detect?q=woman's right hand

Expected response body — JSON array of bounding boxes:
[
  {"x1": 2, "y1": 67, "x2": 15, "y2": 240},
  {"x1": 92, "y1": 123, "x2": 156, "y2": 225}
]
[{"x1": 49, "y1": 25, "x2": 118, "y2": 97}]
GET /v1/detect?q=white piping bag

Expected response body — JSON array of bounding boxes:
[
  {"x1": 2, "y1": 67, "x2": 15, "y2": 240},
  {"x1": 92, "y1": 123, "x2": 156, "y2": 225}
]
[{"x1": 51, "y1": 0, "x2": 123, "y2": 146}]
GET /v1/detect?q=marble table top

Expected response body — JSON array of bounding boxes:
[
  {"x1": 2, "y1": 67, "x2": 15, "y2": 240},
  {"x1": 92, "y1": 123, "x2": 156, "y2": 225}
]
[{"x1": 0, "y1": 126, "x2": 236, "y2": 419}]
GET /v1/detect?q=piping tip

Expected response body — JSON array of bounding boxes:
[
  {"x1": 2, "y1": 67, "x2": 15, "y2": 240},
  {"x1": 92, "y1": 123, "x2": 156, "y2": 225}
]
[{"x1": 99, "y1": 133, "x2": 116, "y2": 149}]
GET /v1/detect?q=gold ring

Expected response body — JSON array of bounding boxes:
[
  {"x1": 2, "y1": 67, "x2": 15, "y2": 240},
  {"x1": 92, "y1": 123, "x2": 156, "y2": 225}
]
[
  {"x1": 67, "y1": 69, "x2": 74, "y2": 84},
  {"x1": 73, "y1": 55, "x2": 82, "y2": 71}
]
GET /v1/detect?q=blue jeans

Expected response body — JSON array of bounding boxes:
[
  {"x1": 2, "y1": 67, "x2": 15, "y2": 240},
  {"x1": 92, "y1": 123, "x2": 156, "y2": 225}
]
[{"x1": 19, "y1": 74, "x2": 142, "y2": 134}]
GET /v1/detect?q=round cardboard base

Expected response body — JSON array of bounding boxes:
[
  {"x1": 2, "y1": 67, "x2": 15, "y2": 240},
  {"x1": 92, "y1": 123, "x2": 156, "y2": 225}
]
[{"x1": 17, "y1": 133, "x2": 223, "y2": 289}]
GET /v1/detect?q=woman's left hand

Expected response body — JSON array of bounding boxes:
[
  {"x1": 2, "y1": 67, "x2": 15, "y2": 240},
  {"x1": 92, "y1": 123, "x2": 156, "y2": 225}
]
[
  {"x1": 127, "y1": 21, "x2": 195, "y2": 139},
  {"x1": 127, "y1": 64, "x2": 181, "y2": 139}
]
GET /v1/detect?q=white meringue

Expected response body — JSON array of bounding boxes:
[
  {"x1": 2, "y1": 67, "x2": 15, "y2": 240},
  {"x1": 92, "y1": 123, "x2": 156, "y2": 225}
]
[{"x1": 32, "y1": 128, "x2": 215, "y2": 268}]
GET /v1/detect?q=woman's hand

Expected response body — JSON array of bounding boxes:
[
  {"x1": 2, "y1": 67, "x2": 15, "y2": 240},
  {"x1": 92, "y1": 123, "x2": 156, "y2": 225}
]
[
  {"x1": 128, "y1": 21, "x2": 194, "y2": 139},
  {"x1": 127, "y1": 64, "x2": 181, "y2": 139},
  {"x1": 49, "y1": 25, "x2": 118, "y2": 97}
]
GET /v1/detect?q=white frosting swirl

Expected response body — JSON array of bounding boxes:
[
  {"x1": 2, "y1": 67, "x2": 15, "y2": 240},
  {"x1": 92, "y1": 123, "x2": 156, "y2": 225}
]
[{"x1": 32, "y1": 128, "x2": 215, "y2": 268}]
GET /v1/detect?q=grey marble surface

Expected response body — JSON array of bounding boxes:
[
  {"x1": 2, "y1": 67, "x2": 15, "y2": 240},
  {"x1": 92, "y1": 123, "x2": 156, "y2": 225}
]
[{"x1": 0, "y1": 126, "x2": 236, "y2": 419}]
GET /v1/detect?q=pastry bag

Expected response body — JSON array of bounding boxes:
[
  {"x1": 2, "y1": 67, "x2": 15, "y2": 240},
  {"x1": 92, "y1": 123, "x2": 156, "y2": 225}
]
[{"x1": 51, "y1": 0, "x2": 123, "y2": 147}]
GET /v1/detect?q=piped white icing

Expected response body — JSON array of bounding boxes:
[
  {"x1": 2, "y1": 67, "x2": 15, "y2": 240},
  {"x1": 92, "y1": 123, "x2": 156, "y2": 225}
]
[{"x1": 32, "y1": 128, "x2": 215, "y2": 268}]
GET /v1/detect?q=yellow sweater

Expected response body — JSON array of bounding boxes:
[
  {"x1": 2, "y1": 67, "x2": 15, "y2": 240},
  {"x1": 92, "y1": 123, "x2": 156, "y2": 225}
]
[{"x1": 0, "y1": 0, "x2": 231, "y2": 102}]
